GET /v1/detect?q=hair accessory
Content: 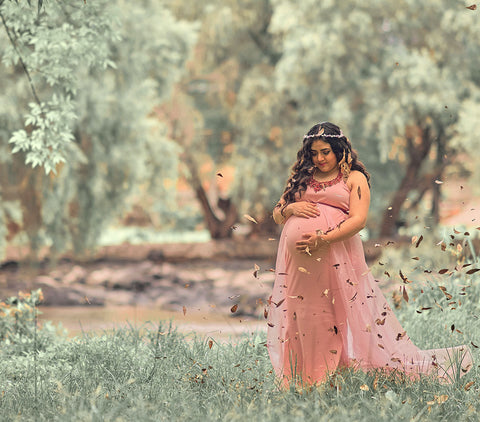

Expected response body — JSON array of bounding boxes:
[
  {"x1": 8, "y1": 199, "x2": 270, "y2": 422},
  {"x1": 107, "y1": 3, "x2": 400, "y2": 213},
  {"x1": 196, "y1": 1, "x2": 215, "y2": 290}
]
[
  {"x1": 338, "y1": 150, "x2": 353, "y2": 182},
  {"x1": 303, "y1": 129, "x2": 344, "y2": 140}
]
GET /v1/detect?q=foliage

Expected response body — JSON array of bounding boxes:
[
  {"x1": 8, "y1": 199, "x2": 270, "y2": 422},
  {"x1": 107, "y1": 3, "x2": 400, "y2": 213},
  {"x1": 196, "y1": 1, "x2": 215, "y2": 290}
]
[
  {"x1": 0, "y1": 288, "x2": 479, "y2": 420},
  {"x1": 0, "y1": 289, "x2": 67, "y2": 357},
  {"x1": 0, "y1": 1, "x2": 197, "y2": 256}
]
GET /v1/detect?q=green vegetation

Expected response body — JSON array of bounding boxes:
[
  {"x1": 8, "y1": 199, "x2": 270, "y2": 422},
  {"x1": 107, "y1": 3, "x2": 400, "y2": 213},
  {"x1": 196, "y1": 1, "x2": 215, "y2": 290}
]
[{"x1": 1, "y1": 254, "x2": 479, "y2": 422}]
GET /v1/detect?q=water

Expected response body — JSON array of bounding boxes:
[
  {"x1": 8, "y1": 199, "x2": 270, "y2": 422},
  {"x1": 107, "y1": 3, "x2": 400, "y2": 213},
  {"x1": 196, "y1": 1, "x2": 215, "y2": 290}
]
[{"x1": 38, "y1": 305, "x2": 266, "y2": 341}]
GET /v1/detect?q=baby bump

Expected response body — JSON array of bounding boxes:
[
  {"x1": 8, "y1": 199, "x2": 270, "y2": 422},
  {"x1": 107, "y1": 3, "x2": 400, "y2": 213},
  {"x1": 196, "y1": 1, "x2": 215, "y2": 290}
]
[{"x1": 283, "y1": 203, "x2": 346, "y2": 255}]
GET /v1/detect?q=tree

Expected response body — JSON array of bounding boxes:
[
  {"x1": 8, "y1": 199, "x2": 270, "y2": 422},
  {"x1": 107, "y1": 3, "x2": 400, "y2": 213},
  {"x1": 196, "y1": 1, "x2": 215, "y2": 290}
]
[
  {"x1": 0, "y1": 1, "x2": 196, "y2": 258},
  {"x1": 232, "y1": 0, "x2": 480, "y2": 238}
]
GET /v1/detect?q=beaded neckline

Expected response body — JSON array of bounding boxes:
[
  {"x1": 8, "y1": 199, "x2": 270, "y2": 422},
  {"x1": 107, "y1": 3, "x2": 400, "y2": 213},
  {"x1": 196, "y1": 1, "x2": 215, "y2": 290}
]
[{"x1": 307, "y1": 171, "x2": 343, "y2": 192}]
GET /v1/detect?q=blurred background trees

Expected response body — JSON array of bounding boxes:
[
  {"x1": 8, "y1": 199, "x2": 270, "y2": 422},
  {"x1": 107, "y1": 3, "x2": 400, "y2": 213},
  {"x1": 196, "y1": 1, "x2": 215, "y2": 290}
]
[{"x1": 1, "y1": 0, "x2": 479, "y2": 260}]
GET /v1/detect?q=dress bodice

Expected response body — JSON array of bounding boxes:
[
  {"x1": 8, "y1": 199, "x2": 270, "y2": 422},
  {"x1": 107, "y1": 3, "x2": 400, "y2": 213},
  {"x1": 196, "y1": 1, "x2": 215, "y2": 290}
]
[{"x1": 296, "y1": 173, "x2": 350, "y2": 213}]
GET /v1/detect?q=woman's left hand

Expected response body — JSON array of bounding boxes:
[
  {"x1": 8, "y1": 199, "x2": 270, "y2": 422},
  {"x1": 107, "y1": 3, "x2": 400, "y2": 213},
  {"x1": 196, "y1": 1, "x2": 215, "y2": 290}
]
[{"x1": 295, "y1": 232, "x2": 329, "y2": 254}]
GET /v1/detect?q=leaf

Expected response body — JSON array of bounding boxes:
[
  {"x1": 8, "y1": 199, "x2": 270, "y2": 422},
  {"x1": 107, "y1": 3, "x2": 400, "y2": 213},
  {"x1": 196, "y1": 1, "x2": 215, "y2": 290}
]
[
  {"x1": 466, "y1": 268, "x2": 480, "y2": 275},
  {"x1": 293, "y1": 311, "x2": 297, "y2": 320},
  {"x1": 329, "y1": 349, "x2": 337, "y2": 354},
  {"x1": 357, "y1": 186, "x2": 361, "y2": 200},
  {"x1": 208, "y1": 340, "x2": 213, "y2": 349},
  {"x1": 402, "y1": 286, "x2": 409, "y2": 302},
  {"x1": 415, "y1": 235, "x2": 423, "y2": 248},
  {"x1": 375, "y1": 318, "x2": 386, "y2": 325},
  {"x1": 399, "y1": 270, "x2": 411, "y2": 283},
  {"x1": 275, "y1": 298, "x2": 285, "y2": 308},
  {"x1": 323, "y1": 289, "x2": 329, "y2": 296},
  {"x1": 359, "y1": 384, "x2": 369, "y2": 391},
  {"x1": 464, "y1": 381, "x2": 475, "y2": 391},
  {"x1": 264, "y1": 308, "x2": 268, "y2": 319},
  {"x1": 471, "y1": 341, "x2": 479, "y2": 348},
  {"x1": 253, "y1": 263, "x2": 260, "y2": 278},
  {"x1": 439, "y1": 269, "x2": 449, "y2": 274},
  {"x1": 230, "y1": 304, "x2": 238, "y2": 313},
  {"x1": 411, "y1": 257, "x2": 419, "y2": 260},
  {"x1": 298, "y1": 266, "x2": 310, "y2": 274},
  {"x1": 434, "y1": 180, "x2": 443, "y2": 184},
  {"x1": 183, "y1": 306, "x2": 187, "y2": 316},
  {"x1": 243, "y1": 214, "x2": 258, "y2": 224},
  {"x1": 377, "y1": 343, "x2": 384, "y2": 349},
  {"x1": 267, "y1": 322, "x2": 274, "y2": 328},
  {"x1": 216, "y1": 172, "x2": 223, "y2": 177},
  {"x1": 466, "y1": 4, "x2": 477, "y2": 10}
]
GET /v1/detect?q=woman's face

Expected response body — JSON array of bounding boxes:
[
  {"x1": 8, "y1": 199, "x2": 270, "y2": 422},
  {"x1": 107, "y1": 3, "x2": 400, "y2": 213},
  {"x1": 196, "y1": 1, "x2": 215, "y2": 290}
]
[{"x1": 311, "y1": 140, "x2": 339, "y2": 175}]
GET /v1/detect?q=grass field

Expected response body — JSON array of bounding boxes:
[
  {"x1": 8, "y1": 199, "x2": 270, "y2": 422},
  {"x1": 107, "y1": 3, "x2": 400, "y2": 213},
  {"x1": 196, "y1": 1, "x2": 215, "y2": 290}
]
[
  {"x1": 0, "y1": 287, "x2": 479, "y2": 421},
  {"x1": 1, "y1": 234, "x2": 480, "y2": 421}
]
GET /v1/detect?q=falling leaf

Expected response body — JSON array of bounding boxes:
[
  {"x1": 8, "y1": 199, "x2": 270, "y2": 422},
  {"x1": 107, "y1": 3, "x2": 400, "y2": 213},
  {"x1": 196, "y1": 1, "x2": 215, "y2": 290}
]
[
  {"x1": 399, "y1": 270, "x2": 411, "y2": 283},
  {"x1": 298, "y1": 267, "x2": 310, "y2": 274},
  {"x1": 391, "y1": 357, "x2": 402, "y2": 363},
  {"x1": 402, "y1": 286, "x2": 409, "y2": 302},
  {"x1": 396, "y1": 331, "x2": 406, "y2": 341},
  {"x1": 208, "y1": 340, "x2": 213, "y2": 349},
  {"x1": 323, "y1": 289, "x2": 329, "y2": 296},
  {"x1": 411, "y1": 257, "x2": 419, "y2": 260},
  {"x1": 268, "y1": 238, "x2": 276, "y2": 241},
  {"x1": 357, "y1": 186, "x2": 361, "y2": 200},
  {"x1": 275, "y1": 298, "x2": 285, "y2": 308},
  {"x1": 434, "y1": 180, "x2": 443, "y2": 184},
  {"x1": 334, "y1": 325, "x2": 338, "y2": 334},
  {"x1": 466, "y1": 4, "x2": 477, "y2": 10},
  {"x1": 466, "y1": 268, "x2": 480, "y2": 275},
  {"x1": 244, "y1": 214, "x2": 258, "y2": 224},
  {"x1": 183, "y1": 306, "x2": 187, "y2": 316},
  {"x1": 231, "y1": 304, "x2": 238, "y2": 313},
  {"x1": 329, "y1": 349, "x2": 337, "y2": 354},
  {"x1": 359, "y1": 384, "x2": 369, "y2": 391},
  {"x1": 267, "y1": 322, "x2": 274, "y2": 327},
  {"x1": 457, "y1": 243, "x2": 463, "y2": 252},
  {"x1": 293, "y1": 311, "x2": 297, "y2": 320},
  {"x1": 375, "y1": 318, "x2": 386, "y2": 325},
  {"x1": 349, "y1": 292, "x2": 358, "y2": 302},
  {"x1": 318, "y1": 127, "x2": 325, "y2": 135},
  {"x1": 365, "y1": 324, "x2": 372, "y2": 332},
  {"x1": 415, "y1": 235, "x2": 424, "y2": 248},
  {"x1": 264, "y1": 308, "x2": 268, "y2": 319},
  {"x1": 384, "y1": 271, "x2": 391, "y2": 277},
  {"x1": 216, "y1": 172, "x2": 223, "y2": 177},
  {"x1": 439, "y1": 269, "x2": 449, "y2": 274},
  {"x1": 464, "y1": 381, "x2": 475, "y2": 391},
  {"x1": 451, "y1": 324, "x2": 455, "y2": 332},
  {"x1": 377, "y1": 343, "x2": 385, "y2": 349},
  {"x1": 411, "y1": 235, "x2": 418, "y2": 245},
  {"x1": 253, "y1": 263, "x2": 260, "y2": 278},
  {"x1": 471, "y1": 341, "x2": 479, "y2": 348}
]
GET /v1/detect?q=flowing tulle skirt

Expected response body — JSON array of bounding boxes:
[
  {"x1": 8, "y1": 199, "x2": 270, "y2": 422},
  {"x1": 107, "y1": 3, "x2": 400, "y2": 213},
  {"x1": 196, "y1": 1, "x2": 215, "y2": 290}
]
[{"x1": 267, "y1": 203, "x2": 473, "y2": 386}]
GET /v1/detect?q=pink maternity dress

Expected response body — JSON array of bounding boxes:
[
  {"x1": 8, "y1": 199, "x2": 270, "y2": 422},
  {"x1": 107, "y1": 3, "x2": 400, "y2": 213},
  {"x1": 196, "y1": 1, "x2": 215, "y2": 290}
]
[{"x1": 267, "y1": 172, "x2": 472, "y2": 386}]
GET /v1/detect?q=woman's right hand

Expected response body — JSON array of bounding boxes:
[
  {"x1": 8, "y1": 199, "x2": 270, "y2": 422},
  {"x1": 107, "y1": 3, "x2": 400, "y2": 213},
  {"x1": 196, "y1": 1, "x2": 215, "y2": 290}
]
[{"x1": 286, "y1": 202, "x2": 321, "y2": 218}]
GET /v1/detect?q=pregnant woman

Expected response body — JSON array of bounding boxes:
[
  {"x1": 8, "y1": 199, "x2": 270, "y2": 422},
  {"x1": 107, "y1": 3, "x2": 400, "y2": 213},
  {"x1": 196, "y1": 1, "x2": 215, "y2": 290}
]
[{"x1": 267, "y1": 121, "x2": 472, "y2": 387}]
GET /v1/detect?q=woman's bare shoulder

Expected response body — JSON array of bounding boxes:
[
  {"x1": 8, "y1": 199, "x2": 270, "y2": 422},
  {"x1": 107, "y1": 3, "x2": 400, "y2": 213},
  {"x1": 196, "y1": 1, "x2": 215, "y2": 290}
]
[{"x1": 346, "y1": 170, "x2": 368, "y2": 189}]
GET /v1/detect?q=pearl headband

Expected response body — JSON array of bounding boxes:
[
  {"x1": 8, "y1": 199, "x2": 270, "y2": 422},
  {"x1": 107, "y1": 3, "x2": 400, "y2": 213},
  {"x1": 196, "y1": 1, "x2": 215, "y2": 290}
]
[{"x1": 303, "y1": 127, "x2": 344, "y2": 140}]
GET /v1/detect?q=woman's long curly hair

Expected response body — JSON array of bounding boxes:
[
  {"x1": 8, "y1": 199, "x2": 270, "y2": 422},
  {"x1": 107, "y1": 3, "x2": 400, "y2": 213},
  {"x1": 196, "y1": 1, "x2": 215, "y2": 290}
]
[{"x1": 277, "y1": 122, "x2": 370, "y2": 212}]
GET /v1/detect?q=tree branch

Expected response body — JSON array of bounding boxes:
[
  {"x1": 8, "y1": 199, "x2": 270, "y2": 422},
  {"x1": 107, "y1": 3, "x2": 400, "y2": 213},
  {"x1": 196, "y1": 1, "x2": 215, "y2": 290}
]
[{"x1": 0, "y1": 9, "x2": 42, "y2": 107}]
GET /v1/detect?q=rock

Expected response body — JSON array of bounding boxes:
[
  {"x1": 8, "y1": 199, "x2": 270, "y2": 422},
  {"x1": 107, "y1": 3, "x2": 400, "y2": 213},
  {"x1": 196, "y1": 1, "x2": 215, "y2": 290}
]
[
  {"x1": 39, "y1": 286, "x2": 87, "y2": 306},
  {"x1": 86, "y1": 268, "x2": 112, "y2": 287},
  {"x1": 35, "y1": 275, "x2": 62, "y2": 288},
  {"x1": 63, "y1": 265, "x2": 88, "y2": 285},
  {"x1": 104, "y1": 290, "x2": 134, "y2": 306}
]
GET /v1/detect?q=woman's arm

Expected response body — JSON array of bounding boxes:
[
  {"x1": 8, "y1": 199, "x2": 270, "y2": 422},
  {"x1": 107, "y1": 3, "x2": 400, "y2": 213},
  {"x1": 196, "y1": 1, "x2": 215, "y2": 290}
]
[
  {"x1": 320, "y1": 170, "x2": 370, "y2": 243},
  {"x1": 273, "y1": 198, "x2": 321, "y2": 225}
]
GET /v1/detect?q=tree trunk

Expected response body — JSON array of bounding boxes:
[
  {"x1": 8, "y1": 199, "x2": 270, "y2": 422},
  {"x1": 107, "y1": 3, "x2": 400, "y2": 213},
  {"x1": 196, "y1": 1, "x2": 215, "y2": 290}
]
[
  {"x1": 379, "y1": 124, "x2": 433, "y2": 238},
  {"x1": 184, "y1": 155, "x2": 238, "y2": 239}
]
